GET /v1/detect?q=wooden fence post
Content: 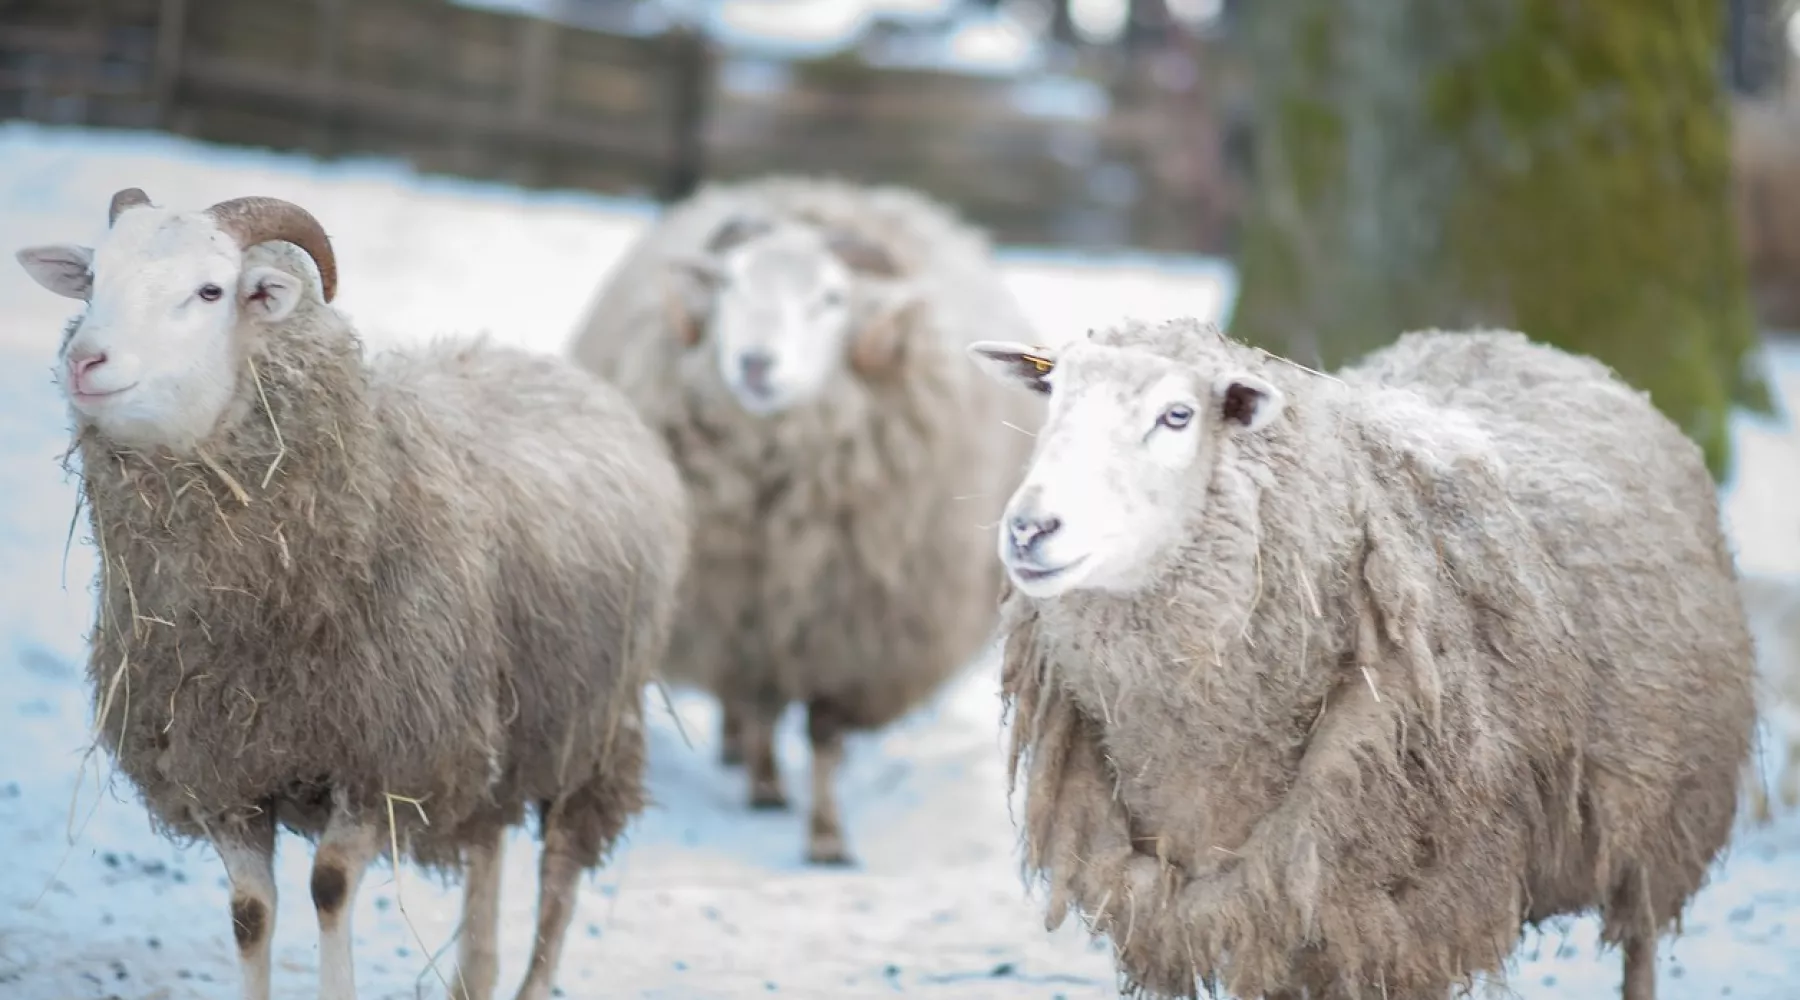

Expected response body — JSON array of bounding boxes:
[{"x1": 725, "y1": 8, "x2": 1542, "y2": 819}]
[
  {"x1": 153, "y1": 0, "x2": 189, "y2": 128},
  {"x1": 299, "y1": 0, "x2": 347, "y2": 157},
  {"x1": 511, "y1": 14, "x2": 558, "y2": 186},
  {"x1": 658, "y1": 25, "x2": 712, "y2": 203}
]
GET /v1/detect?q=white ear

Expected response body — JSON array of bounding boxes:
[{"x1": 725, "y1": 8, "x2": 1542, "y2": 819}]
[
  {"x1": 16, "y1": 244, "x2": 95, "y2": 300},
  {"x1": 240, "y1": 266, "x2": 303, "y2": 323},
  {"x1": 1212, "y1": 372, "x2": 1284, "y2": 432},
  {"x1": 968, "y1": 340, "x2": 1056, "y2": 395}
]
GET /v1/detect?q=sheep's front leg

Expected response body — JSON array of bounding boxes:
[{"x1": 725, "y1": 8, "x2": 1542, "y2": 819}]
[
  {"x1": 743, "y1": 697, "x2": 788, "y2": 810},
  {"x1": 215, "y1": 808, "x2": 278, "y2": 1000},
  {"x1": 513, "y1": 809, "x2": 584, "y2": 1000},
  {"x1": 311, "y1": 801, "x2": 381, "y2": 1000},
  {"x1": 805, "y1": 699, "x2": 853, "y2": 866},
  {"x1": 450, "y1": 827, "x2": 506, "y2": 1000},
  {"x1": 1622, "y1": 935, "x2": 1657, "y2": 1000}
]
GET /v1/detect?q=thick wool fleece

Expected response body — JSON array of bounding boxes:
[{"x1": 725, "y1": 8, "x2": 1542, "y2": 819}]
[
  {"x1": 77, "y1": 242, "x2": 687, "y2": 872},
  {"x1": 1001, "y1": 320, "x2": 1755, "y2": 999},
  {"x1": 572, "y1": 175, "x2": 1044, "y2": 729}
]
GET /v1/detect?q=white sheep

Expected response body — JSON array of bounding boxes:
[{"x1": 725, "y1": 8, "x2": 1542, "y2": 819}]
[
  {"x1": 15, "y1": 188, "x2": 690, "y2": 1000},
  {"x1": 570, "y1": 174, "x2": 1045, "y2": 864},
  {"x1": 969, "y1": 319, "x2": 1756, "y2": 1000}
]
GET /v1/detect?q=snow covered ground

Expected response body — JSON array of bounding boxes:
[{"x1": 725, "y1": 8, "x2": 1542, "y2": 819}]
[{"x1": 0, "y1": 121, "x2": 1797, "y2": 999}]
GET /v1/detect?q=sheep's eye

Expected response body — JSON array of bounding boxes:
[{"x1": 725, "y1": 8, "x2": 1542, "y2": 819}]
[
  {"x1": 819, "y1": 288, "x2": 845, "y2": 309},
  {"x1": 1158, "y1": 404, "x2": 1195, "y2": 430},
  {"x1": 197, "y1": 284, "x2": 224, "y2": 302}
]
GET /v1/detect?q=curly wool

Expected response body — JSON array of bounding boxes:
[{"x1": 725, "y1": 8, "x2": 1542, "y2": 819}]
[
  {"x1": 77, "y1": 242, "x2": 688, "y2": 872},
  {"x1": 1001, "y1": 321, "x2": 1756, "y2": 999},
  {"x1": 572, "y1": 175, "x2": 1043, "y2": 730}
]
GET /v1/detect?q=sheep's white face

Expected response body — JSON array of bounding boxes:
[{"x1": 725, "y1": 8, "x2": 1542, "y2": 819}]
[
  {"x1": 701, "y1": 226, "x2": 857, "y2": 415},
  {"x1": 668, "y1": 214, "x2": 921, "y2": 416},
  {"x1": 969, "y1": 337, "x2": 1285, "y2": 599},
  {"x1": 16, "y1": 207, "x2": 304, "y2": 453}
]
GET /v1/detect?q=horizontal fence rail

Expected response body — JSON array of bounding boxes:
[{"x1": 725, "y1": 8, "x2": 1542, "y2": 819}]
[{"x1": 0, "y1": 0, "x2": 1239, "y2": 252}]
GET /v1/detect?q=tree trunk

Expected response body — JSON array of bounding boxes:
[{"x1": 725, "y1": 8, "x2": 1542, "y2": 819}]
[{"x1": 1228, "y1": 0, "x2": 1770, "y2": 479}]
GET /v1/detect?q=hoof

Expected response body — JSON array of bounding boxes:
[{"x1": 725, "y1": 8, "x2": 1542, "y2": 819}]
[
  {"x1": 806, "y1": 835, "x2": 853, "y2": 867},
  {"x1": 749, "y1": 789, "x2": 789, "y2": 811}
]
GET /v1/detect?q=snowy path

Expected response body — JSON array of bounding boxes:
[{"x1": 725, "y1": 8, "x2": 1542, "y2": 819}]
[{"x1": 1, "y1": 122, "x2": 1798, "y2": 999}]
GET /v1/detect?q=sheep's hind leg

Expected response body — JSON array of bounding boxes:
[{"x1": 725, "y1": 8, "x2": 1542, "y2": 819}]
[
  {"x1": 513, "y1": 803, "x2": 585, "y2": 1000},
  {"x1": 215, "y1": 806, "x2": 278, "y2": 1000},
  {"x1": 719, "y1": 698, "x2": 745, "y2": 767},
  {"x1": 449, "y1": 826, "x2": 506, "y2": 1000},
  {"x1": 744, "y1": 696, "x2": 789, "y2": 811},
  {"x1": 1622, "y1": 936, "x2": 1656, "y2": 1000},
  {"x1": 311, "y1": 799, "x2": 382, "y2": 1000},
  {"x1": 1749, "y1": 770, "x2": 1773, "y2": 825},
  {"x1": 804, "y1": 699, "x2": 853, "y2": 866},
  {"x1": 1779, "y1": 734, "x2": 1800, "y2": 810}
]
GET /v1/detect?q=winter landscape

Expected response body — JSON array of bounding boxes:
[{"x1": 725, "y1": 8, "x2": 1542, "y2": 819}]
[{"x1": 2, "y1": 120, "x2": 1799, "y2": 999}]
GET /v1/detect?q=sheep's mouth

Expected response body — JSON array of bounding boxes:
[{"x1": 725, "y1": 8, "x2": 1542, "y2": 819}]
[
  {"x1": 70, "y1": 383, "x2": 138, "y2": 407},
  {"x1": 1011, "y1": 555, "x2": 1087, "y2": 585},
  {"x1": 729, "y1": 379, "x2": 795, "y2": 416}
]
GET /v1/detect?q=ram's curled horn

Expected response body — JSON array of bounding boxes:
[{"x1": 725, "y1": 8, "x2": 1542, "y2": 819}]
[
  {"x1": 705, "y1": 213, "x2": 774, "y2": 254},
  {"x1": 205, "y1": 196, "x2": 339, "y2": 303},
  {"x1": 108, "y1": 188, "x2": 151, "y2": 226},
  {"x1": 825, "y1": 228, "x2": 902, "y2": 277}
]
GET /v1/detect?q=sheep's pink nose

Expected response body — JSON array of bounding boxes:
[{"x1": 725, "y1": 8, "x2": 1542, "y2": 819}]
[{"x1": 68, "y1": 350, "x2": 107, "y2": 391}]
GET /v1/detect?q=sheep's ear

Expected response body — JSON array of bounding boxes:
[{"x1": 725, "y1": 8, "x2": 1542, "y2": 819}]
[
  {"x1": 826, "y1": 228, "x2": 903, "y2": 278},
  {"x1": 662, "y1": 258, "x2": 716, "y2": 347},
  {"x1": 240, "y1": 266, "x2": 304, "y2": 323},
  {"x1": 1212, "y1": 372, "x2": 1284, "y2": 432},
  {"x1": 968, "y1": 340, "x2": 1056, "y2": 395},
  {"x1": 16, "y1": 244, "x2": 95, "y2": 300},
  {"x1": 849, "y1": 279, "x2": 925, "y2": 379}
]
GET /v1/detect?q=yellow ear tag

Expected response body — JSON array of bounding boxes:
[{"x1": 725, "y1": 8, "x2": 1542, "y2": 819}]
[{"x1": 1022, "y1": 352, "x2": 1054, "y2": 373}]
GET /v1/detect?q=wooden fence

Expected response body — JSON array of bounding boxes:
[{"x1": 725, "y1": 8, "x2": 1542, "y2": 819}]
[{"x1": 0, "y1": 0, "x2": 1239, "y2": 252}]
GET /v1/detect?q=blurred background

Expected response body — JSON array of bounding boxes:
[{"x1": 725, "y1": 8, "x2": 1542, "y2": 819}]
[
  {"x1": 3, "y1": 0, "x2": 1250, "y2": 249},
  {"x1": 4, "y1": 1, "x2": 1800, "y2": 997},
  {"x1": 6, "y1": 0, "x2": 1800, "y2": 471}
]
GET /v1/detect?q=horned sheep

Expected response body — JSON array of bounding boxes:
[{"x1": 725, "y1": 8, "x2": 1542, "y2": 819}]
[
  {"x1": 970, "y1": 319, "x2": 1756, "y2": 1000},
  {"x1": 16, "y1": 189, "x2": 690, "y2": 1000},
  {"x1": 570, "y1": 174, "x2": 1045, "y2": 864}
]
